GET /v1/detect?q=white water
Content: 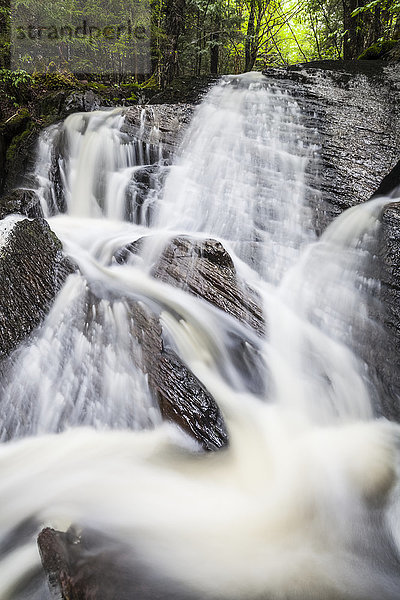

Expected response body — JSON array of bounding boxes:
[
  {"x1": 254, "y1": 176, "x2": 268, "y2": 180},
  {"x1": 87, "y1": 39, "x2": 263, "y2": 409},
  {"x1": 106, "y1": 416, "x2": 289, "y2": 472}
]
[
  {"x1": 157, "y1": 72, "x2": 320, "y2": 282},
  {"x1": 1, "y1": 73, "x2": 400, "y2": 600}
]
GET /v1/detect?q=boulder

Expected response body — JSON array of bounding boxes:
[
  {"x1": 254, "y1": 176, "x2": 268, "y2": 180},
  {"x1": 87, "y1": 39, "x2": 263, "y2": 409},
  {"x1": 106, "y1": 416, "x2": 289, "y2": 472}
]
[
  {"x1": 151, "y1": 236, "x2": 264, "y2": 335},
  {"x1": 0, "y1": 218, "x2": 72, "y2": 358},
  {"x1": 128, "y1": 300, "x2": 228, "y2": 451},
  {"x1": 115, "y1": 236, "x2": 266, "y2": 428},
  {"x1": 114, "y1": 235, "x2": 267, "y2": 449},
  {"x1": 61, "y1": 90, "x2": 111, "y2": 118}
]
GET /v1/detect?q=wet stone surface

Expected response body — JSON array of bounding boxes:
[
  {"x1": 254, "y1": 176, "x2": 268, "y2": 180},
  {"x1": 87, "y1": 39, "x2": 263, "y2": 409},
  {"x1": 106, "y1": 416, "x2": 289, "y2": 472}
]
[
  {"x1": 0, "y1": 188, "x2": 43, "y2": 220},
  {"x1": 263, "y1": 62, "x2": 400, "y2": 232},
  {"x1": 0, "y1": 218, "x2": 72, "y2": 358}
]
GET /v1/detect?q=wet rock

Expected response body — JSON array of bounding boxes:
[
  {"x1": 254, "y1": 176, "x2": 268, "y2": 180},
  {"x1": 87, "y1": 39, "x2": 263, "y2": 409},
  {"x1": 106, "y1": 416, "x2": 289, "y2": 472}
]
[
  {"x1": 122, "y1": 104, "x2": 194, "y2": 159},
  {"x1": 125, "y1": 165, "x2": 169, "y2": 225},
  {"x1": 114, "y1": 235, "x2": 267, "y2": 448},
  {"x1": 263, "y1": 62, "x2": 400, "y2": 232},
  {"x1": 115, "y1": 235, "x2": 266, "y2": 436},
  {"x1": 0, "y1": 218, "x2": 72, "y2": 358},
  {"x1": 372, "y1": 158, "x2": 400, "y2": 198},
  {"x1": 62, "y1": 90, "x2": 110, "y2": 117},
  {"x1": 152, "y1": 236, "x2": 264, "y2": 335},
  {"x1": 129, "y1": 301, "x2": 228, "y2": 451},
  {"x1": 38, "y1": 527, "x2": 201, "y2": 600},
  {"x1": 259, "y1": 63, "x2": 400, "y2": 420},
  {"x1": 116, "y1": 236, "x2": 264, "y2": 335},
  {"x1": 377, "y1": 203, "x2": 400, "y2": 418},
  {"x1": 0, "y1": 188, "x2": 43, "y2": 219}
]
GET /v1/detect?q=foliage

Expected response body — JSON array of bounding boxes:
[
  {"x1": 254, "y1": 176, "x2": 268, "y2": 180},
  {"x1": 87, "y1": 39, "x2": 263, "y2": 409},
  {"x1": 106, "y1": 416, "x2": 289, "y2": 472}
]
[
  {"x1": 358, "y1": 37, "x2": 398, "y2": 57},
  {"x1": 0, "y1": 0, "x2": 399, "y2": 92},
  {"x1": 0, "y1": 68, "x2": 32, "y2": 105}
]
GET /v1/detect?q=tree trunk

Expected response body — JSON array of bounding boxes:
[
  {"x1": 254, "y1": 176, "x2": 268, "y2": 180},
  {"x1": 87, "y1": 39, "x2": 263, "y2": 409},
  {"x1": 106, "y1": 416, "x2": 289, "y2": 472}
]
[
  {"x1": 210, "y1": 18, "x2": 220, "y2": 74},
  {"x1": 342, "y1": 0, "x2": 368, "y2": 59},
  {"x1": 0, "y1": 0, "x2": 10, "y2": 69},
  {"x1": 244, "y1": 0, "x2": 256, "y2": 71},
  {"x1": 161, "y1": 0, "x2": 186, "y2": 87}
]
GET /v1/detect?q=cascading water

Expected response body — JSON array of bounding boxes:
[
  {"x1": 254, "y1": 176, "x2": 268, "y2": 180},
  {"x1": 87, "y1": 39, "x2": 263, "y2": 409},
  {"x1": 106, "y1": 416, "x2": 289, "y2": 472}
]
[
  {"x1": 156, "y1": 72, "x2": 320, "y2": 282},
  {"x1": 1, "y1": 72, "x2": 400, "y2": 600}
]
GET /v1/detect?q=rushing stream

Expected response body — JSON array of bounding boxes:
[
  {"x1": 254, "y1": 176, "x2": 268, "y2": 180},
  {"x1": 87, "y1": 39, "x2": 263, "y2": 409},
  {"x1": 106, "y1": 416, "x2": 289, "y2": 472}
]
[{"x1": 1, "y1": 72, "x2": 400, "y2": 599}]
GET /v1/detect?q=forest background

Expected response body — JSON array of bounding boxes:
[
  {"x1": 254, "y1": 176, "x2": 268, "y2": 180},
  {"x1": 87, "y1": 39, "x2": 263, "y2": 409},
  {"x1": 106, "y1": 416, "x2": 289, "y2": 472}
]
[{"x1": 0, "y1": 0, "x2": 399, "y2": 107}]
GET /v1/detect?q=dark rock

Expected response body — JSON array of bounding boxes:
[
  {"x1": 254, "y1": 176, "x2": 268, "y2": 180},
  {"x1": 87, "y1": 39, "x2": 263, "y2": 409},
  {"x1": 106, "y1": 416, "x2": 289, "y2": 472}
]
[
  {"x1": 372, "y1": 158, "x2": 400, "y2": 198},
  {"x1": 125, "y1": 165, "x2": 169, "y2": 225},
  {"x1": 263, "y1": 62, "x2": 400, "y2": 232},
  {"x1": 377, "y1": 203, "x2": 400, "y2": 418},
  {"x1": 114, "y1": 239, "x2": 145, "y2": 264},
  {"x1": 0, "y1": 188, "x2": 43, "y2": 219},
  {"x1": 62, "y1": 90, "x2": 111, "y2": 117},
  {"x1": 257, "y1": 63, "x2": 400, "y2": 418},
  {"x1": 128, "y1": 301, "x2": 228, "y2": 451},
  {"x1": 115, "y1": 235, "x2": 266, "y2": 407},
  {"x1": 152, "y1": 236, "x2": 264, "y2": 335},
  {"x1": 38, "y1": 527, "x2": 201, "y2": 600},
  {"x1": 122, "y1": 104, "x2": 194, "y2": 160},
  {"x1": 114, "y1": 235, "x2": 267, "y2": 447},
  {"x1": 0, "y1": 218, "x2": 72, "y2": 358}
]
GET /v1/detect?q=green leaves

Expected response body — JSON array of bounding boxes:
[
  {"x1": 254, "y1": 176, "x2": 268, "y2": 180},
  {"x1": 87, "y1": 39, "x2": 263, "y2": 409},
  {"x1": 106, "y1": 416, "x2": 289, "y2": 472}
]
[
  {"x1": 351, "y1": 0, "x2": 381, "y2": 18},
  {"x1": 0, "y1": 68, "x2": 33, "y2": 106}
]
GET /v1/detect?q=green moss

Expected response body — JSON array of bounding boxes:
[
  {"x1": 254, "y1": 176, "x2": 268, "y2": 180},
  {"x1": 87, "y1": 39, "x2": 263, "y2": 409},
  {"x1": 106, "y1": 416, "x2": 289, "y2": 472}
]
[
  {"x1": 0, "y1": 107, "x2": 31, "y2": 135},
  {"x1": 5, "y1": 120, "x2": 34, "y2": 162},
  {"x1": 90, "y1": 82, "x2": 109, "y2": 92},
  {"x1": 358, "y1": 39, "x2": 398, "y2": 60},
  {"x1": 33, "y1": 71, "x2": 81, "y2": 91}
]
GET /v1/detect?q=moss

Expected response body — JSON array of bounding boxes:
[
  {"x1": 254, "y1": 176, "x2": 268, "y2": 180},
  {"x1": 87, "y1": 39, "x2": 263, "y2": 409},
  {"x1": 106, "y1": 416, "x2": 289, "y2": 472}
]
[
  {"x1": 33, "y1": 71, "x2": 81, "y2": 91},
  {"x1": 0, "y1": 107, "x2": 31, "y2": 136},
  {"x1": 90, "y1": 82, "x2": 109, "y2": 93},
  {"x1": 6, "y1": 122, "x2": 33, "y2": 162},
  {"x1": 358, "y1": 40, "x2": 398, "y2": 60}
]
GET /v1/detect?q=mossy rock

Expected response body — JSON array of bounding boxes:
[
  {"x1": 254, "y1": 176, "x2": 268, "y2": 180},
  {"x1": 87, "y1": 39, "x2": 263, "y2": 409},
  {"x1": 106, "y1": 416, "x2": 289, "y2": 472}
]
[
  {"x1": 6, "y1": 121, "x2": 34, "y2": 162},
  {"x1": 0, "y1": 107, "x2": 31, "y2": 136},
  {"x1": 358, "y1": 40, "x2": 398, "y2": 60}
]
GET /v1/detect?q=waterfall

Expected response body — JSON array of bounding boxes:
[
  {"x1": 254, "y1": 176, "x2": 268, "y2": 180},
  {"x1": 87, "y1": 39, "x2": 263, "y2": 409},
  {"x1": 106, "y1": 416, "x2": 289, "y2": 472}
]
[
  {"x1": 156, "y1": 72, "x2": 320, "y2": 283},
  {"x1": 1, "y1": 73, "x2": 400, "y2": 600}
]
